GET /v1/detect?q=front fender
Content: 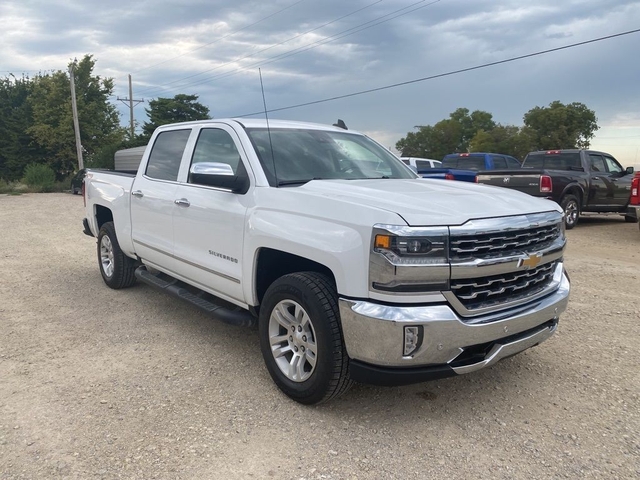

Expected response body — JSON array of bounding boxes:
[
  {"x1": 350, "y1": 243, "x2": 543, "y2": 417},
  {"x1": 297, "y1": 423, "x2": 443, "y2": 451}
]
[{"x1": 243, "y1": 210, "x2": 372, "y2": 304}]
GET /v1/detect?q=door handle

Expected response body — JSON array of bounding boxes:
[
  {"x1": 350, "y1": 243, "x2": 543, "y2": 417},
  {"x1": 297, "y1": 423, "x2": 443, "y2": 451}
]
[
  {"x1": 132, "y1": 190, "x2": 144, "y2": 198},
  {"x1": 592, "y1": 176, "x2": 600, "y2": 180},
  {"x1": 174, "y1": 198, "x2": 190, "y2": 207}
]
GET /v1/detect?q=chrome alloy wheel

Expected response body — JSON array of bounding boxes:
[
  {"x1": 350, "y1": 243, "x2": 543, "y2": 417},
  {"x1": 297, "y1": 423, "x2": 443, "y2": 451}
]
[
  {"x1": 100, "y1": 235, "x2": 115, "y2": 278},
  {"x1": 565, "y1": 200, "x2": 578, "y2": 226},
  {"x1": 268, "y1": 300, "x2": 318, "y2": 382}
]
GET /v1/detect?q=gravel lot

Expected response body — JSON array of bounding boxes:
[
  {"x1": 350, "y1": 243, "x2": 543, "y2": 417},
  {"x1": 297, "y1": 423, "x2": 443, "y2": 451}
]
[{"x1": 1, "y1": 193, "x2": 639, "y2": 479}]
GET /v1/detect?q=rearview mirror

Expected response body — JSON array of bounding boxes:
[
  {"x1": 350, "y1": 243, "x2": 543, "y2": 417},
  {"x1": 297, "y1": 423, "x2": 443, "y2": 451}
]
[
  {"x1": 626, "y1": 166, "x2": 634, "y2": 175},
  {"x1": 189, "y1": 162, "x2": 249, "y2": 194}
]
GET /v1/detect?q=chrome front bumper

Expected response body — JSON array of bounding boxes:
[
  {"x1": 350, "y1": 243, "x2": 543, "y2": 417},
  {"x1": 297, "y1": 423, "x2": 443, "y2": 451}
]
[{"x1": 339, "y1": 264, "x2": 570, "y2": 382}]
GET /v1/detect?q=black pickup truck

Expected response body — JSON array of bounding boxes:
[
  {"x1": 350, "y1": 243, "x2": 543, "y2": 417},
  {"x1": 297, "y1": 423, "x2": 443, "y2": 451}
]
[{"x1": 477, "y1": 149, "x2": 636, "y2": 229}]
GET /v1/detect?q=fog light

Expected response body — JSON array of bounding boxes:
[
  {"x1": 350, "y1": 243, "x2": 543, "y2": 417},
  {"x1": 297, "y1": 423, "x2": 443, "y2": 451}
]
[{"x1": 403, "y1": 325, "x2": 423, "y2": 356}]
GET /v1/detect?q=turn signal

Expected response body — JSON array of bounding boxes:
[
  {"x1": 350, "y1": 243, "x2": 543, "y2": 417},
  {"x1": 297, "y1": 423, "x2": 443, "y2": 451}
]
[{"x1": 375, "y1": 234, "x2": 391, "y2": 249}]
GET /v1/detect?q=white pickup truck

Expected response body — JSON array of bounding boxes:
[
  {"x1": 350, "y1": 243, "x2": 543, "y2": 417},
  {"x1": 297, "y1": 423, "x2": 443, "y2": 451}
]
[{"x1": 82, "y1": 118, "x2": 570, "y2": 404}]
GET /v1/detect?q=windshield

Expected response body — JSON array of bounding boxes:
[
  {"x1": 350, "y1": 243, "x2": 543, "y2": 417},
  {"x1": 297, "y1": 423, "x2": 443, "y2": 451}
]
[
  {"x1": 245, "y1": 128, "x2": 415, "y2": 186},
  {"x1": 524, "y1": 153, "x2": 581, "y2": 170}
]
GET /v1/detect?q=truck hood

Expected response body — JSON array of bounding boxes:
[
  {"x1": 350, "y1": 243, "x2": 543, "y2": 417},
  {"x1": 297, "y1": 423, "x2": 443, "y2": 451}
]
[{"x1": 294, "y1": 179, "x2": 560, "y2": 226}]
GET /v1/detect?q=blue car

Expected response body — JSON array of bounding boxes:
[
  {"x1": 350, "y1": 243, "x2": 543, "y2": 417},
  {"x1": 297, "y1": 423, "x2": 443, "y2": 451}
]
[{"x1": 421, "y1": 153, "x2": 521, "y2": 182}]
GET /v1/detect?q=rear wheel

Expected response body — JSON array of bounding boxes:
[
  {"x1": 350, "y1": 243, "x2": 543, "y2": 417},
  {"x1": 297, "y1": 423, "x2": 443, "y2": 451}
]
[
  {"x1": 97, "y1": 222, "x2": 137, "y2": 289},
  {"x1": 561, "y1": 194, "x2": 580, "y2": 229},
  {"x1": 259, "y1": 272, "x2": 352, "y2": 404},
  {"x1": 624, "y1": 215, "x2": 637, "y2": 223}
]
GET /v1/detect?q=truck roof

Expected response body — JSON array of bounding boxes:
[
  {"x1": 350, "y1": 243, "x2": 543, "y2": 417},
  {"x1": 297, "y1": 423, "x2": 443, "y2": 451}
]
[
  {"x1": 527, "y1": 149, "x2": 609, "y2": 155},
  {"x1": 155, "y1": 118, "x2": 358, "y2": 133}
]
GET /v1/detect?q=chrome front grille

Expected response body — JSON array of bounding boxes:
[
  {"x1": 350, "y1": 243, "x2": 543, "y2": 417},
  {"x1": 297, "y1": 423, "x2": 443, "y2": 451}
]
[
  {"x1": 451, "y1": 261, "x2": 557, "y2": 310},
  {"x1": 450, "y1": 224, "x2": 560, "y2": 260}
]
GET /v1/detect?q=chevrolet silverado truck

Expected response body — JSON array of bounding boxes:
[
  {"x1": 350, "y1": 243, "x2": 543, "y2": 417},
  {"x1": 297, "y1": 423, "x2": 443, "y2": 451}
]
[
  {"x1": 82, "y1": 119, "x2": 570, "y2": 404},
  {"x1": 477, "y1": 149, "x2": 637, "y2": 229},
  {"x1": 421, "y1": 152, "x2": 522, "y2": 182}
]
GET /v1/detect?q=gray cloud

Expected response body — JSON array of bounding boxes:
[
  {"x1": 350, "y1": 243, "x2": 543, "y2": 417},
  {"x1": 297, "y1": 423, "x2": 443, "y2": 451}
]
[{"x1": 2, "y1": 0, "x2": 639, "y2": 162}]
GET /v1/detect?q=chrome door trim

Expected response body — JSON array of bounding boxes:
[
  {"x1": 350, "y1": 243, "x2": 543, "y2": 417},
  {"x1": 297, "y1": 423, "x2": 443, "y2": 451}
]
[{"x1": 133, "y1": 239, "x2": 240, "y2": 284}]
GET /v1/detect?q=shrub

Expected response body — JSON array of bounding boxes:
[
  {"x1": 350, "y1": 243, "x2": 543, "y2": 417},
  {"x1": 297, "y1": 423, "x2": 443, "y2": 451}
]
[{"x1": 22, "y1": 163, "x2": 56, "y2": 190}]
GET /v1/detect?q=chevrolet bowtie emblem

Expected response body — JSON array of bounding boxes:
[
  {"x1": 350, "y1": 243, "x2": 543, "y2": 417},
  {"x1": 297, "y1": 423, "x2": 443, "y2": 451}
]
[{"x1": 518, "y1": 253, "x2": 542, "y2": 269}]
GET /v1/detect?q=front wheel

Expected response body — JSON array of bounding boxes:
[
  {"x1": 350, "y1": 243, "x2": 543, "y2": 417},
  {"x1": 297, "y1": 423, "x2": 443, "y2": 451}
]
[
  {"x1": 97, "y1": 221, "x2": 137, "y2": 289},
  {"x1": 561, "y1": 194, "x2": 580, "y2": 230},
  {"x1": 259, "y1": 272, "x2": 352, "y2": 404}
]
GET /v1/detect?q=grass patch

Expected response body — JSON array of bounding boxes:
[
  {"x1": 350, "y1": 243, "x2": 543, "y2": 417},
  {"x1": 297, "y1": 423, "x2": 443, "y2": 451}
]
[{"x1": 0, "y1": 179, "x2": 70, "y2": 195}]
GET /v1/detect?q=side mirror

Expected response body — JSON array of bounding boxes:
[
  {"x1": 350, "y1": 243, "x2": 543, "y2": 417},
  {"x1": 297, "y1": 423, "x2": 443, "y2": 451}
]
[
  {"x1": 189, "y1": 162, "x2": 249, "y2": 194},
  {"x1": 626, "y1": 166, "x2": 634, "y2": 175}
]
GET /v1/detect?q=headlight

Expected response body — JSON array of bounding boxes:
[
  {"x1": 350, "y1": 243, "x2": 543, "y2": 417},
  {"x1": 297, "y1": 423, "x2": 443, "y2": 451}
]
[{"x1": 370, "y1": 225, "x2": 449, "y2": 293}]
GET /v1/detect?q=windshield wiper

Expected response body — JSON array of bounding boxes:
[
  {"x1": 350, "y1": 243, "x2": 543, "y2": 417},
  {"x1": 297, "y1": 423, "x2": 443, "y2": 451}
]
[
  {"x1": 346, "y1": 176, "x2": 390, "y2": 180},
  {"x1": 277, "y1": 177, "x2": 326, "y2": 187}
]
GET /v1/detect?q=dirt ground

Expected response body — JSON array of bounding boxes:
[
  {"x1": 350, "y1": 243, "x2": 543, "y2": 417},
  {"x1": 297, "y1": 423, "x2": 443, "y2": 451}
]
[{"x1": 1, "y1": 193, "x2": 639, "y2": 479}]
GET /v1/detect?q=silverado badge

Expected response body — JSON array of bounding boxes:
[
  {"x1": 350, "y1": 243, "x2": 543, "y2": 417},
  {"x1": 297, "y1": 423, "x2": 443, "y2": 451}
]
[{"x1": 518, "y1": 253, "x2": 542, "y2": 269}]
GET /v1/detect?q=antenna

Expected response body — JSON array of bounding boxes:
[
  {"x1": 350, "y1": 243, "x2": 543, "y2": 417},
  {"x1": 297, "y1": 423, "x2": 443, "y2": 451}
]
[{"x1": 259, "y1": 69, "x2": 278, "y2": 185}]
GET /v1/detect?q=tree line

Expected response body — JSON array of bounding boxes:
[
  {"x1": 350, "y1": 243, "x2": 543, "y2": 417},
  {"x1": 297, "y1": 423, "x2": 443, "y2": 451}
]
[
  {"x1": 395, "y1": 102, "x2": 599, "y2": 161},
  {"x1": 0, "y1": 55, "x2": 210, "y2": 182},
  {"x1": 1, "y1": 53, "x2": 600, "y2": 182}
]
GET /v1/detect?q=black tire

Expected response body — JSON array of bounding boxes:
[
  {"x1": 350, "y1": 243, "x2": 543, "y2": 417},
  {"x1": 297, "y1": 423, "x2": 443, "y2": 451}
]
[
  {"x1": 97, "y1": 221, "x2": 137, "y2": 289},
  {"x1": 560, "y1": 194, "x2": 580, "y2": 230},
  {"x1": 259, "y1": 272, "x2": 352, "y2": 405},
  {"x1": 624, "y1": 215, "x2": 637, "y2": 223}
]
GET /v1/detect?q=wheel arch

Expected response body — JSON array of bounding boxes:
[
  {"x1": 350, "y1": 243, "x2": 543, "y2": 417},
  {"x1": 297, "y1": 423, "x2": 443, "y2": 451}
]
[
  {"x1": 560, "y1": 184, "x2": 585, "y2": 208},
  {"x1": 94, "y1": 204, "x2": 114, "y2": 230},
  {"x1": 253, "y1": 248, "x2": 337, "y2": 307}
]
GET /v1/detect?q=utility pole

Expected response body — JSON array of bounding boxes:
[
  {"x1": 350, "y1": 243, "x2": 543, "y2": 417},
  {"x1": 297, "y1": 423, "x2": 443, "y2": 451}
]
[
  {"x1": 117, "y1": 74, "x2": 144, "y2": 140},
  {"x1": 69, "y1": 64, "x2": 84, "y2": 170}
]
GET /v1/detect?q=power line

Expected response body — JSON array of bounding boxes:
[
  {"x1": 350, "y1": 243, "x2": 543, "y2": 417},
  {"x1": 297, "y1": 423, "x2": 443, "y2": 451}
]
[
  {"x1": 233, "y1": 28, "x2": 640, "y2": 117},
  {"x1": 137, "y1": 0, "x2": 386, "y2": 97},
  {"x1": 131, "y1": 0, "x2": 309, "y2": 74},
  {"x1": 201, "y1": 0, "x2": 441, "y2": 89}
]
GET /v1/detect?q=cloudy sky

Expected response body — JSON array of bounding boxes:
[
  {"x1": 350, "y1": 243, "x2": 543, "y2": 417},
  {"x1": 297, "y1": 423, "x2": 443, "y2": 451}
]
[{"x1": 2, "y1": 0, "x2": 640, "y2": 165}]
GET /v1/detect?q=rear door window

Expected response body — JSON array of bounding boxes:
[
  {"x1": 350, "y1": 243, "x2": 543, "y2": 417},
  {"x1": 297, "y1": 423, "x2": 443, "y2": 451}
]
[
  {"x1": 145, "y1": 129, "x2": 191, "y2": 181},
  {"x1": 416, "y1": 160, "x2": 432, "y2": 170},
  {"x1": 588, "y1": 154, "x2": 606, "y2": 172},
  {"x1": 506, "y1": 157, "x2": 521, "y2": 168},
  {"x1": 491, "y1": 156, "x2": 507, "y2": 169}
]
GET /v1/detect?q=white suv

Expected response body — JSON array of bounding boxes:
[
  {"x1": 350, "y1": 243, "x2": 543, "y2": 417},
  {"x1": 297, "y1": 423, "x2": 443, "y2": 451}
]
[{"x1": 400, "y1": 157, "x2": 442, "y2": 171}]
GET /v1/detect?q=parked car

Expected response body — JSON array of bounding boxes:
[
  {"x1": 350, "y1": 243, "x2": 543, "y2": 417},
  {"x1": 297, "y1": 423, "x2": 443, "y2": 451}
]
[
  {"x1": 421, "y1": 152, "x2": 521, "y2": 182},
  {"x1": 82, "y1": 119, "x2": 570, "y2": 404},
  {"x1": 70, "y1": 169, "x2": 86, "y2": 194},
  {"x1": 477, "y1": 149, "x2": 637, "y2": 229},
  {"x1": 400, "y1": 157, "x2": 442, "y2": 173}
]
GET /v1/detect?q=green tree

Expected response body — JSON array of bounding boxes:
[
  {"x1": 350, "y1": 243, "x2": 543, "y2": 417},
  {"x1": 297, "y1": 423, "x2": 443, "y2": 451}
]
[
  {"x1": 0, "y1": 75, "x2": 48, "y2": 180},
  {"x1": 396, "y1": 108, "x2": 495, "y2": 158},
  {"x1": 523, "y1": 101, "x2": 598, "y2": 149},
  {"x1": 141, "y1": 94, "x2": 210, "y2": 140},
  {"x1": 449, "y1": 107, "x2": 496, "y2": 150},
  {"x1": 469, "y1": 125, "x2": 536, "y2": 160},
  {"x1": 27, "y1": 55, "x2": 123, "y2": 178}
]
